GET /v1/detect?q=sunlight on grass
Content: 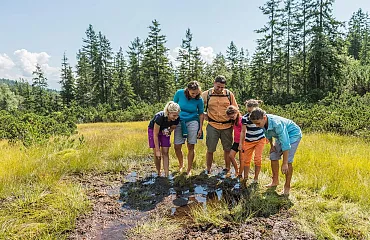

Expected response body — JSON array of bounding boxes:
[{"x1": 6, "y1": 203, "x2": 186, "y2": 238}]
[
  {"x1": 1, "y1": 122, "x2": 370, "y2": 239},
  {"x1": 0, "y1": 182, "x2": 90, "y2": 239},
  {"x1": 129, "y1": 213, "x2": 180, "y2": 240},
  {"x1": 293, "y1": 133, "x2": 370, "y2": 206}
]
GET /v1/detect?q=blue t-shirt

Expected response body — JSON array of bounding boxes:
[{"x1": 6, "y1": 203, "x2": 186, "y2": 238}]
[
  {"x1": 264, "y1": 114, "x2": 302, "y2": 151},
  {"x1": 148, "y1": 111, "x2": 180, "y2": 130},
  {"x1": 173, "y1": 89, "x2": 204, "y2": 122}
]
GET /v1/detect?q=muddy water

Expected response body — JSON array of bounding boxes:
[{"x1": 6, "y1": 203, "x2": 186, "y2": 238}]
[
  {"x1": 93, "y1": 168, "x2": 242, "y2": 239},
  {"x1": 120, "y1": 168, "x2": 241, "y2": 218}
]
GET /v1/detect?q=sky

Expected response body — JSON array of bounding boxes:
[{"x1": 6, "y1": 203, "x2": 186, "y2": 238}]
[{"x1": 1, "y1": 0, "x2": 370, "y2": 90}]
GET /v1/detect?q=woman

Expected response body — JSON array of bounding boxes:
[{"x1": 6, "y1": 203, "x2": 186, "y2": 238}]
[{"x1": 173, "y1": 81, "x2": 204, "y2": 176}]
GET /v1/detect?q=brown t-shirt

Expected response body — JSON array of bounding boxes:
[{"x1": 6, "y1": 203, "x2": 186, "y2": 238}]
[{"x1": 201, "y1": 88, "x2": 238, "y2": 130}]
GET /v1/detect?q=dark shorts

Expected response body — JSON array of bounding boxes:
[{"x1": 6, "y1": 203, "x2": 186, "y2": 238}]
[
  {"x1": 231, "y1": 142, "x2": 240, "y2": 152},
  {"x1": 206, "y1": 124, "x2": 233, "y2": 152},
  {"x1": 148, "y1": 127, "x2": 171, "y2": 148}
]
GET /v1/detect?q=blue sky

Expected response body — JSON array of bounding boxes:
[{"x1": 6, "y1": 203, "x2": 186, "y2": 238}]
[{"x1": 1, "y1": 0, "x2": 369, "y2": 89}]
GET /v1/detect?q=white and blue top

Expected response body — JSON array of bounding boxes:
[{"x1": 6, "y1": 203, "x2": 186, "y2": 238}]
[{"x1": 241, "y1": 113, "x2": 265, "y2": 142}]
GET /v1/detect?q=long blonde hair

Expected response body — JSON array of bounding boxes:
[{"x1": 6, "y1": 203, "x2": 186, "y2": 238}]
[{"x1": 163, "y1": 101, "x2": 180, "y2": 117}]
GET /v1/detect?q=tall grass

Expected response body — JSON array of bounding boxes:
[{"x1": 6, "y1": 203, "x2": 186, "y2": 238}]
[{"x1": 0, "y1": 122, "x2": 369, "y2": 238}]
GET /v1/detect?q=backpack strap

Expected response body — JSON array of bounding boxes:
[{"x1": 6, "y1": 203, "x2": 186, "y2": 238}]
[
  {"x1": 204, "y1": 89, "x2": 212, "y2": 113},
  {"x1": 204, "y1": 89, "x2": 232, "y2": 113}
]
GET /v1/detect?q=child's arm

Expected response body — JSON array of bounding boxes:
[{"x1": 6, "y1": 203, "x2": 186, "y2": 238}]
[
  {"x1": 153, "y1": 123, "x2": 161, "y2": 157},
  {"x1": 238, "y1": 125, "x2": 247, "y2": 151}
]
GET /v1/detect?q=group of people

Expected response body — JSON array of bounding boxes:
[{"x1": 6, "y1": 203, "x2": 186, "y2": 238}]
[{"x1": 147, "y1": 75, "x2": 302, "y2": 195}]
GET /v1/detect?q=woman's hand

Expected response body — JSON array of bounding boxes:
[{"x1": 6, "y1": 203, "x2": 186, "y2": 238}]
[
  {"x1": 238, "y1": 144, "x2": 243, "y2": 151},
  {"x1": 197, "y1": 129, "x2": 203, "y2": 138}
]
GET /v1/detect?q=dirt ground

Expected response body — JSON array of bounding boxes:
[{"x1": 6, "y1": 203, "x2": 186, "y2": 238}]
[{"x1": 67, "y1": 167, "x2": 316, "y2": 240}]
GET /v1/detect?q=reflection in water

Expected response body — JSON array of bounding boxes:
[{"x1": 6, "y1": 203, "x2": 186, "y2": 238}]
[{"x1": 125, "y1": 171, "x2": 138, "y2": 183}]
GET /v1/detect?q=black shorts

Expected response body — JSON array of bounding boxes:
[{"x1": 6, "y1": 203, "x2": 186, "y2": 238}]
[{"x1": 231, "y1": 142, "x2": 240, "y2": 152}]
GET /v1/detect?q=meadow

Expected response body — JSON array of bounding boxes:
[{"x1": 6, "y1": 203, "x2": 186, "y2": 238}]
[{"x1": 0, "y1": 122, "x2": 369, "y2": 239}]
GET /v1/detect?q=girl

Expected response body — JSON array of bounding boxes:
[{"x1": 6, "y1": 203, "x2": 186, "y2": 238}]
[
  {"x1": 225, "y1": 105, "x2": 240, "y2": 176},
  {"x1": 173, "y1": 81, "x2": 204, "y2": 176},
  {"x1": 148, "y1": 101, "x2": 181, "y2": 177},
  {"x1": 238, "y1": 100, "x2": 266, "y2": 182},
  {"x1": 249, "y1": 107, "x2": 302, "y2": 195}
]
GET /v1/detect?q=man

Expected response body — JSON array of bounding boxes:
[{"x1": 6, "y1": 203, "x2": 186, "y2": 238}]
[{"x1": 202, "y1": 75, "x2": 238, "y2": 174}]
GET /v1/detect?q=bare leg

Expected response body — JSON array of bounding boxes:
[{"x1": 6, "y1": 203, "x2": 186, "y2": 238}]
[
  {"x1": 206, "y1": 152, "x2": 213, "y2": 172},
  {"x1": 243, "y1": 166, "x2": 250, "y2": 180},
  {"x1": 224, "y1": 150, "x2": 231, "y2": 171},
  {"x1": 229, "y1": 150, "x2": 239, "y2": 175},
  {"x1": 254, "y1": 166, "x2": 261, "y2": 181},
  {"x1": 266, "y1": 160, "x2": 279, "y2": 187},
  {"x1": 187, "y1": 143, "x2": 195, "y2": 175},
  {"x1": 283, "y1": 163, "x2": 293, "y2": 194},
  {"x1": 153, "y1": 148, "x2": 161, "y2": 175},
  {"x1": 162, "y1": 147, "x2": 170, "y2": 177},
  {"x1": 174, "y1": 144, "x2": 184, "y2": 172}
]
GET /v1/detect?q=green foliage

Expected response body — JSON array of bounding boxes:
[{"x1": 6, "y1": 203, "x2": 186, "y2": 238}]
[
  {"x1": 263, "y1": 92, "x2": 370, "y2": 139},
  {"x1": 0, "y1": 111, "x2": 77, "y2": 146}
]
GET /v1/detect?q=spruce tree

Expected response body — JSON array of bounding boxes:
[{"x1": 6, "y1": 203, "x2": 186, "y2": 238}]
[
  {"x1": 127, "y1": 37, "x2": 145, "y2": 100},
  {"x1": 60, "y1": 52, "x2": 75, "y2": 107},
  {"x1": 142, "y1": 20, "x2": 174, "y2": 103}
]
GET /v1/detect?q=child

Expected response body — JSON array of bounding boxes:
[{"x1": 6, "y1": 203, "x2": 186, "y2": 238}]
[
  {"x1": 238, "y1": 100, "x2": 266, "y2": 182},
  {"x1": 148, "y1": 101, "x2": 181, "y2": 177},
  {"x1": 225, "y1": 105, "x2": 240, "y2": 176},
  {"x1": 249, "y1": 107, "x2": 302, "y2": 195}
]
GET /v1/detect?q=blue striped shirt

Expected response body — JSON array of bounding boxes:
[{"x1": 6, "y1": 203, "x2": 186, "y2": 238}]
[
  {"x1": 264, "y1": 114, "x2": 302, "y2": 151},
  {"x1": 241, "y1": 113, "x2": 265, "y2": 142}
]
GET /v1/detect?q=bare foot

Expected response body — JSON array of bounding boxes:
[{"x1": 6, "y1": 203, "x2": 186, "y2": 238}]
[
  {"x1": 282, "y1": 187, "x2": 290, "y2": 196},
  {"x1": 186, "y1": 170, "x2": 192, "y2": 176},
  {"x1": 265, "y1": 182, "x2": 279, "y2": 188},
  {"x1": 179, "y1": 166, "x2": 184, "y2": 172}
]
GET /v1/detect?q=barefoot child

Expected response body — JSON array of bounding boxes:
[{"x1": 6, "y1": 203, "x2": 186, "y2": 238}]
[
  {"x1": 249, "y1": 108, "x2": 302, "y2": 195},
  {"x1": 225, "y1": 105, "x2": 240, "y2": 176},
  {"x1": 148, "y1": 101, "x2": 181, "y2": 177},
  {"x1": 238, "y1": 100, "x2": 266, "y2": 182}
]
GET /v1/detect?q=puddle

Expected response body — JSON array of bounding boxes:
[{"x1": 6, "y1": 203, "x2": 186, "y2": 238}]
[
  {"x1": 120, "y1": 168, "x2": 244, "y2": 221},
  {"x1": 125, "y1": 171, "x2": 138, "y2": 182}
]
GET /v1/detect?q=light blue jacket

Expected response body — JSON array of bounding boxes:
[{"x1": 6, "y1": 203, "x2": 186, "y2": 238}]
[{"x1": 264, "y1": 114, "x2": 302, "y2": 151}]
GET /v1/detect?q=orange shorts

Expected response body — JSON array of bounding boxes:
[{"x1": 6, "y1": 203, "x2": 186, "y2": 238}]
[{"x1": 239, "y1": 138, "x2": 266, "y2": 167}]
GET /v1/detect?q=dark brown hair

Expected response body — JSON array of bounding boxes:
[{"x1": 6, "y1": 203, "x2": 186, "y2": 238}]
[
  {"x1": 226, "y1": 105, "x2": 240, "y2": 126},
  {"x1": 214, "y1": 75, "x2": 226, "y2": 84},
  {"x1": 249, "y1": 107, "x2": 266, "y2": 121},
  {"x1": 184, "y1": 81, "x2": 201, "y2": 100},
  {"x1": 245, "y1": 99, "x2": 263, "y2": 108}
]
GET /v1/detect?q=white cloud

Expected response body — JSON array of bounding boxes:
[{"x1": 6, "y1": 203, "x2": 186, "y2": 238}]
[
  {"x1": 168, "y1": 46, "x2": 216, "y2": 67},
  {"x1": 0, "y1": 49, "x2": 60, "y2": 89},
  {"x1": 199, "y1": 46, "x2": 216, "y2": 64},
  {"x1": 0, "y1": 54, "x2": 15, "y2": 70}
]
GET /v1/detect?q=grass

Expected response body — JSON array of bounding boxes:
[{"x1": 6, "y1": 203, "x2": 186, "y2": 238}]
[
  {"x1": 0, "y1": 122, "x2": 369, "y2": 238},
  {"x1": 128, "y1": 213, "x2": 181, "y2": 240}
]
